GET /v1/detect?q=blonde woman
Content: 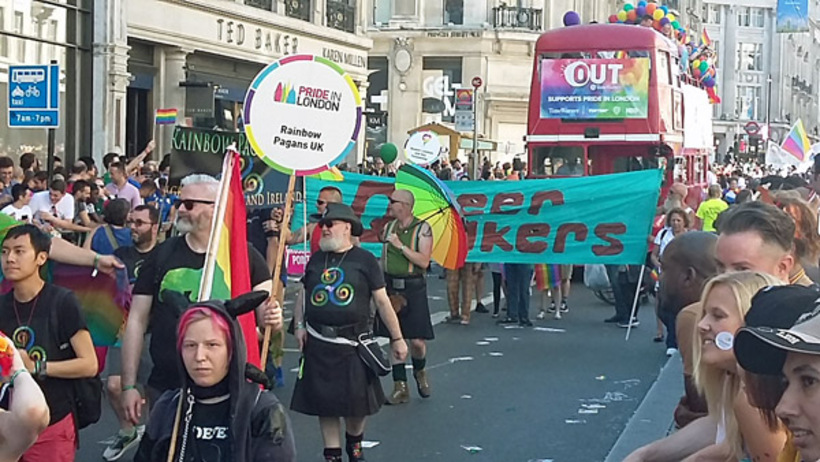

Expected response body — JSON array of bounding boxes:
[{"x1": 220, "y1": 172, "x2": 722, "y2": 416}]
[{"x1": 688, "y1": 271, "x2": 787, "y2": 462}]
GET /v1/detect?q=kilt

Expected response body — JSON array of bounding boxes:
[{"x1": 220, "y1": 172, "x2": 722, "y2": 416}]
[
  {"x1": 291, "y1": 334, "x2": 385, "y2": 417},
  {"x1": 375, "y1": 274, "x2": 434, "y2": 340}
]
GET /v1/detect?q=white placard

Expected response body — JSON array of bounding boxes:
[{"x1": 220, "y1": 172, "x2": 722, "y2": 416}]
[{"x1": 404, "y1": 131, "x2": 443, "y2": 166}]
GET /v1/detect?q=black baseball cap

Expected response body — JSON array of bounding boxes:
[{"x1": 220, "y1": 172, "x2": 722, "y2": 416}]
[{"x1": 735, "y1": 285, "x2": 820, "y2": 375}]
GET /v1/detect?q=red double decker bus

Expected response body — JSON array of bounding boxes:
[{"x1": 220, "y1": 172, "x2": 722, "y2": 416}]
[{"x1": 526, "y1": 23, "x2": 711, "y2": 208}]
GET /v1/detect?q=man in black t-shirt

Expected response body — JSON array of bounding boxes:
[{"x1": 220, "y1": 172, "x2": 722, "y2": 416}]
[
  {"x1": 0, "y1": 225, "x2": 98, "y2": 461},
  {"x1": 120, "y1": 174, "x2": 283, "y2": 428},
  {"x1": 102, "y1": 204, "x2": 160, "y2": 461}
]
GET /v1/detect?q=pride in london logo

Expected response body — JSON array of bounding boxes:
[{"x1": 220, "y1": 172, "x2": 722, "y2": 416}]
[
  {"x1": 274, "y1": 82, "x2": 297, "y2": 105},
  {"x1": 272, "y1": 81, "x2": 342, "y2": 112}
]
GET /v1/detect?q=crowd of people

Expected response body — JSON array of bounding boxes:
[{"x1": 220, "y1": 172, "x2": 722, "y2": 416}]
[{"x1": 8, "y1": 141, "x2": 820, "y2": 462}]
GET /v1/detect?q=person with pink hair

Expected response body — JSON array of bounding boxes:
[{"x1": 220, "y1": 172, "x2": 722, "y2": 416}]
[{"x1": 135, "y1": 292, "x2": 296, "y2": 462}]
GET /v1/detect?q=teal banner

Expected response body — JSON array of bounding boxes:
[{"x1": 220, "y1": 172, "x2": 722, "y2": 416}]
[{"x1": 295, "y1": 170, "x2": 662, "y2": 265}]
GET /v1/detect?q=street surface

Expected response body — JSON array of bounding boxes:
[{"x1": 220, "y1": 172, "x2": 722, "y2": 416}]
[{"x1": 78, "y1": 274, "x2": 670, "y2": 462}]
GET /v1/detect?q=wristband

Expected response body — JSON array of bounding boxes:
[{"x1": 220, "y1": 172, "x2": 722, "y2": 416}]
[
  {"x1": 8, "y1": 369, "x2": 28, "y2": 388},
  {"x1": 295, "y1": 321, "x2": 305, "y2": 329},
  {"x1": 390, "y1": 337, "x2": 404, "y2": 343},
  {"x1": 121, "y1": 384, "x2": 138, "y2": 392},
  {"x1": 93, "y1": 253, "x2": 100, "y2": 269},
  {"x1": 34, "y1": 360, "x2": 46, "y2": 379}
]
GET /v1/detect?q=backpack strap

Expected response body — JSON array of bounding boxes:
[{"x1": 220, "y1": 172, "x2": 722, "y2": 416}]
[{"x1": 102, "y1": 225, "x2": 120, "y2": 251}]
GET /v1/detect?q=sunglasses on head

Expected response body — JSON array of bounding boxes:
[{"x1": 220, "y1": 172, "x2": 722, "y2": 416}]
[{"x1": 174, "y1": 199, "x2": 215, "y2": 210}]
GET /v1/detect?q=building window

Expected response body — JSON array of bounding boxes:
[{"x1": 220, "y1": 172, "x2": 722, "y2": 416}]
[
  {"x1": 712, "y1": 40, "x2": 720, "y2": 68},
  {"x1": 393, "y1": 0, "x2": 416, "y2": 16},
  {"x1": 736, "y1": 85, "x2": 761, "y2": 119},
  {"x1": 752, "y1": 7, "x2": 765, "y2": 27},
  {"x1": 702, "y1": 3, "x2": 708, "y2": 22},
  {"x1": 14, "y1": 11, "x2": 25, "y2": 61},
  {"x1": 444, "y1": 0, "x2": 463, "y2": 25},
  {"x1": 0, "y1": 8, "x2": 7, "y2": 58},
  {"x1": 738, "y1": 7, "x2": 750, "y2": 27},
  {"x1": 709, "y1": 4, "x2": 721, "y2": 23},
  {"x1": 327, "y1": 0, "x2": 355, "y2": 33},
  {"x1": 284, "y1": 0, "x2": 310, "y2": 22},
  {"x1": 48, "y1": 19, "x2": 57, "y2": 62},
  {"x1": 738, "y1": 42, "x2": 763, "y2": 71}
]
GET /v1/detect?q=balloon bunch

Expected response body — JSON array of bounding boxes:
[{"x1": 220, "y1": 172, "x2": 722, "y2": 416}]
[{"x1": 608, "y1": 1, "x2": 682, "y2": 33}]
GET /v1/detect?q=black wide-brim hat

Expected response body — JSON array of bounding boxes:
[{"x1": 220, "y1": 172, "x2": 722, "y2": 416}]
[{"x1": 319, "y1": 202, "x2": 363, "y2": 237}]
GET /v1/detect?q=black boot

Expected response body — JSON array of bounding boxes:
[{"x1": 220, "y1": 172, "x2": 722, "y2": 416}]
[
  {"x1": 324, "y1": 448, "x2": 343, "y2": 462},
  {"x1": 346, "y1": 433, "x2": 366, "y2": 462}
]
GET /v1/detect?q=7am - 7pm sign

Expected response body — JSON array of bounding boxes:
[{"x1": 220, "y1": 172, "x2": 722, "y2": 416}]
[{"x1": 8, "y1": 64, "x2": 60, "y2": 128}]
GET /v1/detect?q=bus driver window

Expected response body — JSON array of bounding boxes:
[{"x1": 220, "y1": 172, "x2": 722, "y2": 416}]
[{"x1": 533, "y1": 146, "x2": 584, "y2": 176}]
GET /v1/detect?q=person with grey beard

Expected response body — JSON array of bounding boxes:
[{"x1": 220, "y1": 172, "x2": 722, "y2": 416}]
[
  {"x1": 119, "y1": 174, "x2": 284, "y2": 431},
  {"x1": 291, "y1": 203, "x2": 406, "y2": 462}
]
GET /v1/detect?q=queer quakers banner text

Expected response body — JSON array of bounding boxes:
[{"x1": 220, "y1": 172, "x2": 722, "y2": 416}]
[{"x1": 297, "y1": 170, "x2": 662, "y2": 265}]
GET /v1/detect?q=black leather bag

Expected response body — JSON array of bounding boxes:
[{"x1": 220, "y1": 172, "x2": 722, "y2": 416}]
[{"x1": 356, "y1": 333, "x2": 390, "y2": 377}]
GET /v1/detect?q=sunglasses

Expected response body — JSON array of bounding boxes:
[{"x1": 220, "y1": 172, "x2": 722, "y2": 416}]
[
  {"x1": 318, "y1": 220, "x2": 340, "y2": 229},
  {"x1": 388, "y1": 198, "x2": 407, "y2": 205},
  {"x1": 174, "y1": 199, "x2": 215, "y2": 210},
  {"x1": 317, "y1": 199, "x2": 327, "y2": 206},
  {"x1": 127, "y1": 219, "x2": 156, "y2": 227}
]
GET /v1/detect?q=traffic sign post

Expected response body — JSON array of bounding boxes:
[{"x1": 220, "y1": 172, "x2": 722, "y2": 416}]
[
  {"x1": 8, "y1": 64, "x2": 60, "y2": 128},
  {"x1": 471, "y1": 76, "x2": 482, "y2": 179},
  {"x1": 9, "y1": 63, "x2": 60, "y2": 180}
]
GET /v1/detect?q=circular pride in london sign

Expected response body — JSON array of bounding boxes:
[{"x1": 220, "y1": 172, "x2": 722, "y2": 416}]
[
  {"x1": 243, "y1": 55, "x2": 363, "y2": 176},
  {"x1": 404, "y1": 131, "x2": 443, "y2": 166}
]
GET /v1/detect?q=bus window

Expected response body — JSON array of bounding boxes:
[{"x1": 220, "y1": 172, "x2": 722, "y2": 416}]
[
  {"x1": 675, "y1": 156, "x2": 688, "y2": 183},
  {"x1": 533, "y1": 146, "x2": 585, "y2": 176},
  {"x1": 657, "y1": 51, "x2": 671, "y2": 85},
  {"x1": 612, "y1": 156, "x2": 668, "y2": 185}
]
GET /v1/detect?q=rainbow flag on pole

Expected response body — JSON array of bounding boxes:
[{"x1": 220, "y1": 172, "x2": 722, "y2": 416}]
[
  {"x1": 781, "y1": 119, "x2": 812, "y2": 162},
  {"x1": 155, "y1": 108, "x2": 178, "y2": 125},
  {"x1": 198, "y1": 146, "x2": 260, "y2": 367},
  {"x1": 701, "y1": 29, "x2": 712, "y2": 47}
]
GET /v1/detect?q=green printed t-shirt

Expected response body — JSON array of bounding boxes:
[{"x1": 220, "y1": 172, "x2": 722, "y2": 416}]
[{"x1": 696, "y1": 198, "x2": 729, "y2": 232}]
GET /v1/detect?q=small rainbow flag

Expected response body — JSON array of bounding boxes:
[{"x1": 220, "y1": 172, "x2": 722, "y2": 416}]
[
  {"x1": 200, "y1": 147, "x2": 260, "y2": 367},
  {"x1": 155, "y1": 108, "x2": 178, "y2": 125},
  {"x1": 701, "y1": 29, "x2": 712, "y2": 47},
  {"x1": 781, "y1": 119, "x2": 812, "y2": 162}
]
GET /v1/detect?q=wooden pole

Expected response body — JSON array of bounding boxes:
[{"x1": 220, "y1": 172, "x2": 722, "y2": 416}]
[
  {"x1": 260, "y1": 174, "x2": 296, "y2": 368},
  {"x1": 625, "y1": 265, "x2": 647, "y2": 341},
  {"x1": 165, "y1": 395, "x2": 184, "y2": 462}
]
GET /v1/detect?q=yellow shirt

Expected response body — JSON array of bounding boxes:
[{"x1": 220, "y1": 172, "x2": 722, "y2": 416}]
[
  {"x1": 697, "y1": 198, "x2": 729, "y2": 232},
  {"x1": 778, "y1": 433, "x2": 800, "y2": 462}
]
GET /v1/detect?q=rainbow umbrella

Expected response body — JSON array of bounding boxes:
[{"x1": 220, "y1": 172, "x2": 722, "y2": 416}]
[
  {"x1": 396, "y1": 164, "x2": 467, "y2": 270},
  {"x1": 309, "y1": 166, "x2": 345, "y2": 182}
]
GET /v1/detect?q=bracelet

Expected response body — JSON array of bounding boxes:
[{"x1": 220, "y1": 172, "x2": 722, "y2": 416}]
[
  {"x1": 390, "y1": 337, "x2": 404, "y2": 343},
  {"x1": 93, "y1": 253, "x2": 100, "y2": 269},
  {"x1": 295, "y1": 321, "x2": 305, "y2": 329},
  {"x1": 121, "y1": 384, "x2": 138, "y2": 392},
  {"x1": 400, "y1": 244, "x2": 405, "y2": 252},
  {"x1": 34, "y1": 360, "x2": 46, "y2": 379},
  {"x1": 8, "y1": 369, "x2": 28, "y2": 388}
]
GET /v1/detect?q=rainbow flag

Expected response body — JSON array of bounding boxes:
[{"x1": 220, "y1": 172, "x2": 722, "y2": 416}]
[
  {"x1": 155, "y1": 108, "x2": 178, "y2": 125},
  {"x1": 701, "y1": 29, "x2": 712, "y2": 47},
  {"x1": 781, "y1": 119, "x2": 812, "y2": 162},
  {"x1": 200, "y1": 147, "x2": 260, "y2": 367}
]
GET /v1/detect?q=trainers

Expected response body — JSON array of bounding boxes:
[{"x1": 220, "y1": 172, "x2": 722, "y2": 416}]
[
  {"x1": 519, "y1": 319, "x2": 533, "y2": 327},
  {"x1": 666, "y1": 348, "x2": 678, "y2": 357},
  {"x1": 547, "y1": 302, "x2": 556, "y2": 313},
  {"x1": 497, "y1": 317, "x2": 519, "y2": 325},
  {"x1": 475, "y1": 303, "x2": 489, "y2": 313},
  {"x1": 536, "y1": 310, "x2": 546, "y2": 320},
  {"x1": 274, "y1": 366, "x2": 285, "y2": 388},
  {"x1": 560, "y1": 301, "x2": 569, "y2": 313},
  {"x1": 554, "y1": 311, "x2": 562, "y2": 320},
  {"x1": 445, "y1": 315, "x2": 461, "y2": 323},
  {"x1": 617, "y1": 318, "x2": 641, "y2": 328},
  {"x1": 102, "y1": 428, "x2": 142, "y2": 461}
]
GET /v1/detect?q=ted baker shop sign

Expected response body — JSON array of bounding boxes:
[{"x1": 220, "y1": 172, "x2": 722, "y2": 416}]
[{"x1": 540, "y1": 58, "x2": 650, "y2": 120}]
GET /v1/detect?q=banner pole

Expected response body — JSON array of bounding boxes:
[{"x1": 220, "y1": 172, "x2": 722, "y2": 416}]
[
  {"x1": 625, "y1": 265, "x2": 646, "y2": 341},
  {"x1": 260, "y1": 174, "x2": 296, "y2": 368}
]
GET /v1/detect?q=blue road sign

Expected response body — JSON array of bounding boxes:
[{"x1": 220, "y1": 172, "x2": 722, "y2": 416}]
[{"x1": 8, "y1": 64, "x2": 59, "y2": 128}]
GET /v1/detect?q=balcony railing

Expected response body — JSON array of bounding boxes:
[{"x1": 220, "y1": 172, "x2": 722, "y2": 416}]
[
  {"x1": 244, "y1": 0, "x2": 273, "y2": 11},
  {"x1": 492, "y1": 6, "x2": 542, "y2": 31},
  {"x1": 285, "y1": 0, "x2": 311, "y2": 22},
  {"x1": 327, "y1": 0, "x2": 355, "y2": 33}
]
